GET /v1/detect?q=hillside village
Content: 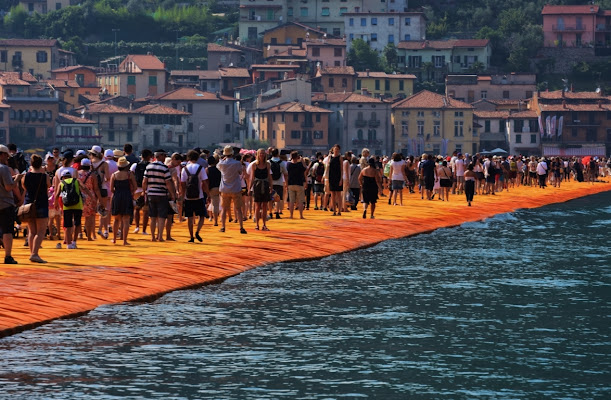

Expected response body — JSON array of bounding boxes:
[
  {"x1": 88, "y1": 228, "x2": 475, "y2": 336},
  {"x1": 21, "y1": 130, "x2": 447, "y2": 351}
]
[{"x1": 2, "y1": 1, "x2": 611, "y2": 158}]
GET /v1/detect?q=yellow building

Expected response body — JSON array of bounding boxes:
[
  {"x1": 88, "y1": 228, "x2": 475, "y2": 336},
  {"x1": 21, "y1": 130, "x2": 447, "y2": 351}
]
[
  {"x1": 392, "y1": 90, "x2": 476, "y2": 156},
  {"x1": 0, "y1": 39, "x2": 72, "y2": 80},
  {"x1": 261, "y1": 22, "x2": 327, "y2": 58},
  {"x1": 97, "y1": 54, "x2": 167, "y2": 99},
  {"x1": 355, "y1": 71, "x2": 416, "y2": 99},
  {"x1": 45, "y1": 79, "x2": 80, "y2": 111}
]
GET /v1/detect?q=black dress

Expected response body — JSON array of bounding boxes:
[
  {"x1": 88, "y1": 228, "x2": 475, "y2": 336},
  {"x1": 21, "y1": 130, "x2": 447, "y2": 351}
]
[
  {"x1": 253, "y1": 164, "x2": 270, "y2": 203},
  {"x1": 328, "y1": 156, "x2": 342, "y2": 192},
  {"x1": 362, "y1": 175, "x2": 378, "y2": 204},
  {"x1": 24, "y1": 172, "x2": 48, "y2": 218},
  {"x1": 111, "y1": 179, "x2": 133, "y2": 216}
]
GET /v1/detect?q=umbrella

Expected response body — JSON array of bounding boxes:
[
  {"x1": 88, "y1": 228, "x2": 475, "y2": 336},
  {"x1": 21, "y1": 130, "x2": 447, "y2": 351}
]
[
  {"x1": 25, "y1": 148, "x2": 44, "y2": 153},
  {"x1": 489, "y1": 148, "x2": 508, "y2": 154}
]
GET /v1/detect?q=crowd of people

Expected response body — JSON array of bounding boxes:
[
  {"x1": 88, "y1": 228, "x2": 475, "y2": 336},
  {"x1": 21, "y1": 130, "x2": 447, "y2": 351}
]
[{"x1": 0, "y1": 141, "x2": 609, "y2": 265}]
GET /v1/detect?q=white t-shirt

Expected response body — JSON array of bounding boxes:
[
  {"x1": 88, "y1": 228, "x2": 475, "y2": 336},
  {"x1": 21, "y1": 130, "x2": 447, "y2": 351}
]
[
  {"x1": 56, "y1": 166, "x2": 76, "y2": 181},
  {"x1": 180, "y1": 162, "x2": 208, "y2": 199},
  {"x1": 106, "y1": 159, "x2": 118, "y2": 176},
  {"x1": 537, "y1": 162, "x2": 548, "y2": 175},
  {"x1": 342, "y1": 159, "x2": 351, "y2": 180},
  {"x1": 391, "y1": 160, "x2": 405, "y2": 181},
  {"x1": 454, "y1": 158, "x2": 465, "y2": 177}
]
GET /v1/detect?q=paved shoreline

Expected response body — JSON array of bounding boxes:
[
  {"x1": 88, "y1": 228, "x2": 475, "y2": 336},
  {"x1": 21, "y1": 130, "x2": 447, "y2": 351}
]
[{"x1": 1, "y1": 179, "x2": 609, "y2": 338}]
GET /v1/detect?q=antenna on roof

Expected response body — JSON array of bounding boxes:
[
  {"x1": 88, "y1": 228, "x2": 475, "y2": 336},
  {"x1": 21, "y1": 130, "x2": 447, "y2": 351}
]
[{"x1": 595, "y1": 87, "x2": 601, "y2": 94}]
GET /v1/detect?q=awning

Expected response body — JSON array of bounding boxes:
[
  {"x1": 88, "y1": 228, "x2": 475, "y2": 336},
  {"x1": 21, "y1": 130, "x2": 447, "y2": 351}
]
[{"x1": 542, "y1": 146, "x2": 606, "y2": 157}]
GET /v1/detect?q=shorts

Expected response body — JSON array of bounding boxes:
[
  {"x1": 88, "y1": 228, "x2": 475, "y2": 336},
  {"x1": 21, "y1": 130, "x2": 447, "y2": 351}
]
[
  {"x1": 486, "y1": 175, "x2": 495, "y2": 184},
  {"x1": 148, "y1": 195, "x2": 169, "y2": 219},
  {"x1": 0, "y1": 206, "x2": 15, "y2": 236},
  {"x1": 184, "y1": 198, "x2": 206, "y2": 218},
  {"x1": 529, "y1": 171, "x2": 537, "y2": 179},
  {"x1": 391, "y1": 180, "x2": 404, "y2": 190},
  {"x1": 48, "y1": 208, "x2": 58, "y2": 219},
  {"x1": 221, "y1": 192, "x2": 243, "y2": 210},
  {"x1": 313, "y1": 183, "x2": 324, "y2": 193},
  {"x1": 439, "y1": 179, "x2": 452, "y2": 188},
  {"x1": 424, "y1": 176, "x2": 434, "y2": 191},
  {"x1": 288, "y1": 185, "x2": 305, "y2": 204},
  {"x1": 273, "y1": 184, "x2": 284, "y2": 200},
  {"x1": 509, "y1": 171, "x2": 517, "y2": 179},
  {"x1": 456, "y1": 176, "x2": 465, "y2": 184},
  {"x1": 63, "y1": 209, "x2": 82, "y2": 228},
  {"x1": 209, "y1": 187, "x2": 220, "y2": 215}
]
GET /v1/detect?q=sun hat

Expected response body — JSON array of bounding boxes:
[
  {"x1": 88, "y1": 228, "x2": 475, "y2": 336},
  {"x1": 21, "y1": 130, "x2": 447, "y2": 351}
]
[
  {"x1": 44, "y1": 152, "x2": 54, "y2": 160},
  {"x1": 89, "y1": 145, "x2": 102, "y2": 154},
  {"x1": 113, "y1": 149, "x2": 124, "y2": 157},
  {"x1": 0, "y1": 144, "x2": 9, "y2": 154},
  {"x1": 223, "y1": 145, "x2": 234, "y2": 156},
  {"x1": 117, "y1": 157, "x2": 129, "y2": 168},
  {"x1": 76, "y1": 149, "x2": 87, "y2": 156}
]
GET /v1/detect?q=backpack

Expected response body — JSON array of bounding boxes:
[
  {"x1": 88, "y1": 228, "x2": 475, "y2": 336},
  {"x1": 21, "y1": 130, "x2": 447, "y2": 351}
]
[
  {"x1": 11, "y1": 152, "x2": 28, "y2": 173},
  {"x1": 315, "y1": 162, "x2": 324, "y2": 183},
  {"x1": 135, "y1": 161, "x2": 149, "y2": 188},
  {"x1": 270, "y1": 160, "x2": 282, "y2": 180},
  {"x1": 185, "y1": 165, "x2": 203, "y2": 199},
  {"x1": 61, "y1": 178, "x2": 80, "y2": 207}
]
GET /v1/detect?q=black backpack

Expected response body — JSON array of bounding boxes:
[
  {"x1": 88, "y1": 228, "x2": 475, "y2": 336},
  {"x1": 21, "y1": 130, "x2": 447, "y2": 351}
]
[
  {"x1": 61, "y1": 179, "x2": 80, "y2": 207},
  {"x1": 185, "y1": 165, "x2": 203, "y2": 199},
  {"x1": 11, "y1": 152, "x2": 27, "y2": 173},
  {"x1": 135, "y1": 161, "x2": 149, "y2": 188},
  {"x1": 315, "y1": 162, "x2": 325, "y2": 183},
  {"x1": 270, "y1": 160, "x2": 282, "y2": 180}
]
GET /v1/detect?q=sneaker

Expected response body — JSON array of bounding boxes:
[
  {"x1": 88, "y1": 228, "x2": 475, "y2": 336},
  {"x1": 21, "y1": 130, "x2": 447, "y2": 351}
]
[
  {"x1": 29, "y1": 255, "x2": 47, "y2": 264},
  {"x1": 133, "y1": 227, "x2": 140, "y2": 233},
  {"x1": 4, "y1": 256, "x2": 17, "y2": 264},
  {"x1": 188, "y1": 237, "x2": 195, "y2": 243},
  {"x1": 240, "y1": 228, "x2": 247, "y2": 234},
  {"x1": 142, "y1": 231, "x2": 149, "y2": 235},
  {"x1": 195, "y1": 233, "x2": 203, "y2": 242},
  {"x1": 275, "y1": 213, "x2": 281, "y2": 219},
  {"x1": 55, "y1": 243, "x2": 62, "y2": 249},
  {"x1": 67, "y1": 242, "x2": 77, "y2": 249}
]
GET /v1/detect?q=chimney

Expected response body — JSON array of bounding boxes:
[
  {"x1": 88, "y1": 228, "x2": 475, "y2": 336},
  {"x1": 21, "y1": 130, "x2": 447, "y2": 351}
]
[
  {"x1": 561, "y1": 90, "x2": 565, "y2": 98},
  {"x1": 64, "y1": 80, "x2": 68, "y2": 86},
  {"x1": 366, "y1": 69, "x2": 370, "y2": 77}
]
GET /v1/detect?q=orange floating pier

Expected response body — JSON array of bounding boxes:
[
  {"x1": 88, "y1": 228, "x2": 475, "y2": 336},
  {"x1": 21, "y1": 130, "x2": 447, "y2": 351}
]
[{"x1": 1, "y1": 179, "x2": 609, "y2": 338}]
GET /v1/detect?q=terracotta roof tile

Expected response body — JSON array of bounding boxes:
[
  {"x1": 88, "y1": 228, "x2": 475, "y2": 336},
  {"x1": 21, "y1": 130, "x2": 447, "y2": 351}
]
[
  {"x1": 218, "y1": 67, "x2": 251, "y2": 78},
  {"x1": 306, "y1": 38, "x2": 346, "y2": 47},
  {"x1": 57, "y1": 113, "x2": 96, "y2": 124},
  {"x1": 0, "y1": 39, "x2": 58, "y2": 47},
  {"x1": 121, "y1": 54, "x2": 165, "y2": 71},
  {"x1": 312, "y1": 92, "x2": 383, "y2": 103},
  {"x1": 171, "y1": 70, "x2": 221, "y2": 80},
  {"x1": 85, "y1": 103, "x2": 132, "y2": 114},
  {"x1": 486, "y1": 99, "x2": 521, "y2": 105},
  {"x1": 261, "y1": 101, "x2": 332, "y2": 114},
  {"x1": 538, "y1": 90, "x2": 605, "y2": 100},
  {"x1": 155, "y1": 87, "x2": 236, "y2": 101},
  {"x1": 454, "y1": 39, "x2": 490, "y2": 47},
  {"x1": 45, "y1": 79, "x2": 80, "y2": 88},
  {"x1": 207, "y1": 43, "x2": 241, "y2": 53},
  {"x1": 392, "y1": 90, "x2": 473, "y2": 109},
  {"x1": 542, "y1": 5, "x2": 600, "y2": 15},
  {"x1": 319, "y1": 66, "x2": 355, "y2": 75},
  {"x1": 133, "y1": 104, "x2": 190, "y2": 115},
  {"x1": 397, "y1": 40, "x2": 456, "y2": 50},
  {"x1": 0, "y1": 71, "x2": 37, "y2": 86},
  {"x1": 474, "y1": 111, "x2": 510, "y2": 119},
  {"x1": 356, "y1": 71, "x2": 416, "y2": 79},
  {"x1": 51, "y1": 65, "x2": 96, "y2": 73},
  {"x1": 250, "y1": 64, "x2": 300, "y2": 69},
  {"x1": 539, "y1": 104, "x2": 611, "y2": 112}
]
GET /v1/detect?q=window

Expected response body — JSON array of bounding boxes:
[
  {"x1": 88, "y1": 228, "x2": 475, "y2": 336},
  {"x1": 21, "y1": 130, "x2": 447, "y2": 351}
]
[
  {"x1": 434, "y1": 121, "x2": 440, "y2": 136},
  {"x1": 291, "y1": 130, "x2": 301, "y2": 139},
  {"x1": 334, "y1": 48, "x2": 342, "y2": 57},
  {"x1": 187, "y1": 103, "x2": 193, "y2": 113},
  {"x1": 349, "y1": 33, "x2": 354, "y2": 41},
  {"x1": 417, "y1": 121, "x2": 424, "y2": 135},
  {"x1": 515, "y1": 134, "x2": 522, "y2": 144},
  {"x1": 454, "y1": 121, "x2": 464, "y2": 136},
  {"x1": 384, "y1": 80, "x2": 390, "y2": 91},
  {"x1": 312, "y1": 47, "x2": 320, "y2": 57},
  {"x1": 225, "y1": 124, "x2": 231, "y2": 133},
  {"x1": 300, "y1": 7, "x2": 308, "y2": 17},
  {"x1": 356, "y1": 80, "x2": 361, "y2": 90},
  {"x1": 432, "y1": 111, "x2": 440, "y2": 117},
  {"x1": 531, "y1": 134, "x2": 537, "y2": 143},
  {"x1": 481, "y1": 91, "x2": 487, "y2": 99},
  {"x1": 417, "y1": 111, "x2": 424, "y2": 117},
  {"x1": 388, "y1": 34, "x2": 394, "y2": 44},
  {"x1": 0, "y1": 51, "x2": 6, "y2": 63},
  {"x1": 371, "y1": 18, "x2": 377, "y2": 25},
  {"x1": 405, "y1": 17, "x2": 411, "y2": 26},
  {"x1": 36, "y1": 51, "x2": 47, "y2": 63},
  {"x1": 375, "y1": 80, "x2": 380, "y2": 90},
  {"x1": 288, "y1": 7, "x2": 293, "y2": 16},
  {"x1": 514, "y1": 120, "x2": 523, "y2": 133},
  {"x1": 293, "y1": 114, "x2": 299, "y2": 122},
  {"x1": 361, "y1": 18, "x2": 366, "y2": 26},
  {"x1": 321, "y1": 7, "x2": 329, "y2": 16},
  {"x1": 455, "y1": 111, "x2": 463, "y2": 117},
  {"x1": 272, "y1": 130, "x2": 276, "y2": 139},
  {"x1": 408, "y1": 56, "x2": 421, "y2": 68},
  {"x1": 399, "y1": 80, "x2": 404, "y2": 91},
  {"x1": 484, "y1": 120, "x2": 490, "y2": 132},
  {"x1": 432, "y1": 55, "x2": 445, "y2": 68},
  {"x1": 316, "y1": 113, "x2": 321, "y2": 122},
  {"x1": 335, "y1": 61, "x2": 341, "y2": 66},
  {"x1": 0, "y1": 111, "x2": 3, "y2": 122},
  {"x1": 349, "y1": 18, "x2": 354, "y2": 26},
  {"x1": 371, "y1": 33, "x2": 377, "y2": 42},
  {"x1": 56, "y1": 2, "x2": 61, "y2": 10},
  {"x1": 314, "y1": 130, "x2": 323, "y2": 139},
  {"x1": 333, "y1": 28, "x2": 341, "y2": 36},
  {"x1": 149, "y1": 76, "x2": 157, "y2": 86},
  {"x1": 389, "y1": 17, "x2": 394, "y2": 26},
  {"x1": 341, "y1": 78, "x2": 347, "y2": 88},
  {"x1": 340, "y1": 7, "x2": 347, "y2": 15},
  {"x1": 188, "y1": 122, "x2": 193, "y2": 132},
  {"x1": 108, "y1": 116, "x2": 114, "y2": 129},
  {"x1": 329, "y1": 78, "x2": 334, "y2": 87},
  {"x1": 401, "y1": 121, "x2": 408, "y2": 136},
  {"x1": 503, "y1": 91, "x2": 509, "y2": 99},
  {"x1": 108, "y1": 131, "x2": 115, "y2": 142},
  {"x1": 225, "y1": 104, "x2": 230, "y2": 115},
  {"x1": 404, "y1": 34, "x2": 411, "y2": 41},
  {"x1": 248, "y1": 27, "x2": 257, "y2": 39}
]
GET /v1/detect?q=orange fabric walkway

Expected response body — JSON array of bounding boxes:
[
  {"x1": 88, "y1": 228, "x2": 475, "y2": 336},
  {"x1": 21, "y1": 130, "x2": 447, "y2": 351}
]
[{"x1": 1, "y1": 179, "x2": 609, "y2": 337}]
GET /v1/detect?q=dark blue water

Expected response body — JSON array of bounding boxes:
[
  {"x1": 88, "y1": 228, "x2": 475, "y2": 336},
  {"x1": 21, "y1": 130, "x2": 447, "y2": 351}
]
[{"x1": 1, "y1": 192, "x2": 611, "y2": 399}]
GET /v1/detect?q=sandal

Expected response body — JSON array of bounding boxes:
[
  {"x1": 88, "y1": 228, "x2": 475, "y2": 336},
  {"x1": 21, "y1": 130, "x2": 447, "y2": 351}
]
[
  {"x1": 262, "y1": 226, "x2": 270, "y2": 231},
  {"x1": 219, "y1": 228, "x2": 225, "y2": 232}
]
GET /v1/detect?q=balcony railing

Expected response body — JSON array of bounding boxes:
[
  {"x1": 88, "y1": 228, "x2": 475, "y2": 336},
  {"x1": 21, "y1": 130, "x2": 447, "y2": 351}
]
[
  {"x1": 355, "y1": 119, "x2": 367, "y2": 128},
  {"x1": 98, "y1": 124, "x2": 134, "y2": 130},
  {"x1": 552, "y1": 25, "x2": 585, "y2": 32},
  {"x1": 368, "y1": 119, "x2": 380, "y2": 128},
  {"x1": 596, "y1": 24, "x2": 611, "y2": 31},
  {"x1": 352, "y1": 139, "x2": 383, "y2": 147}
]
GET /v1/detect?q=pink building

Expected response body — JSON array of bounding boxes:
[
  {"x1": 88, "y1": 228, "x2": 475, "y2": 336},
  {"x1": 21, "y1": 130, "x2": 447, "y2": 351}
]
[
  {"x1": 305, "y1": 38, "x2": 346, "y2": 69},
  {"x1": 542, "y1": 4, "x2": 611, "y2": 48}
]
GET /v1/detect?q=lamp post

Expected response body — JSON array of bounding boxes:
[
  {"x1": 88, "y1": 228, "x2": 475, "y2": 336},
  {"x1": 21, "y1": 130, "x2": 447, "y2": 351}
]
[{"x1": 112, "y1": 29, "x2": 120, "y2": 58}]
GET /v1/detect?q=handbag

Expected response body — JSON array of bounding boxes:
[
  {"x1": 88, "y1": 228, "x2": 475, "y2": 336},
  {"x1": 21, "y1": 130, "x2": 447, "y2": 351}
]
[{"x1": 17, "y1": 173, "x2": 45, "y2": 221}]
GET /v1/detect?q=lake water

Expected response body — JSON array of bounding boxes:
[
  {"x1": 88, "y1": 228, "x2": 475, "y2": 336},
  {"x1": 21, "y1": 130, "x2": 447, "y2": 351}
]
[{"x1": 1, "y1": 192, "x2": 610, "y2": 399}]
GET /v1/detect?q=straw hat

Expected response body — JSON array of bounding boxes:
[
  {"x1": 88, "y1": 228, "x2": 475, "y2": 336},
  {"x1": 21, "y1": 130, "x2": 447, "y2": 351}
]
[
  {"x1": 223, "y1": 145, "x2": 234, "y2": 156},
  {"x1": 117, "y1": 156, "x2": 129, "y2": 168}
]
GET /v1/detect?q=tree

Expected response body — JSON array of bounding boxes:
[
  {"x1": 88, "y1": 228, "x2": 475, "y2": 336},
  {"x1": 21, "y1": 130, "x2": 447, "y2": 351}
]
[
  {"x1": 467, "y1": 61, "x2": 486, "y2": 74},
  {"x1": 4, "y1": 5, "x2": 28, "y2": 37},
  {"x1": 346, "y1": 39, "x2": 382, "y2": 72},
  {"x1": 382, "y1": 43, "x2": 398, "y2": 73},
  {"x1": 243, "y1": 138, "x2": 269, "y2": 150}
]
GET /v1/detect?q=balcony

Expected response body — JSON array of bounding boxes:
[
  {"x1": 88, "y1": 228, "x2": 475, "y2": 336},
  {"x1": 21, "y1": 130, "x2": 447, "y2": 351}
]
[
  {"x1": 355, "y1": 119, "x2": 367, "y2": 128},
  {"x1": 552, "y1": 25, "x2": 585, "y2": 32},
  {"x1": 352, "y1": 139, "x2": 383, "y2": 147},
  {"x1": 368, "y1": 119, "x2": 380, "y2": 128},
  {"x1": 301, "y1": 138, "x2": 313, "y2": 145},
  {"x1": 98, "y1": 124, "x2": 134, "y2": 130},
  {"x1": 596, "y1": 24, "x2": 611, "y2": 32},
  {"x1": 565, "y1": 120, "x2": 600, "y2": 127}
]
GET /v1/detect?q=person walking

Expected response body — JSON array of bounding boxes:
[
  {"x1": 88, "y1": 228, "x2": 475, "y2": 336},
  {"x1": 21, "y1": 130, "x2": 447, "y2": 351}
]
[
  {"x1": 328, "y1": 144, "x2": 343, "y2": 216},
  {"x1": 359, "y1": 158, "x2": 382, "y2": 219},
  {"x1": 218, "y1": 146, "x2": 246, "y2": 234},
  {"x1": 286, "y1": 151, "x2": 307, "y2": 219},
  {"x1": 21, "y1": 154, "x2": 50, "y2": 263},
  {"x1": 464, "y1": 163, "x2": 476, "y2": 206},
  {"x1": 0, "y1": 145, "x2": 23, "y2": 264},
  {"x1": 78, "y1": 158, "x2": 101, "y2": 241},
  {"x1": 142, "y1": 150, "x2": 176, "y2": 242},
  {"x1": 249, "y1": 148, "x2": 273, "y2": 231},
  {"x1": 56, "y1": 169, "x2": 91, "y2": 249},
  {"x1": 206, "y1": 155, "x2": 221, "y2": 226},
  {"x1": 181, "y1": 150, "x2": 209, "y2": 242},
  {"x1": 110, "y1": 157, "x2": 136, "y2": 245}
]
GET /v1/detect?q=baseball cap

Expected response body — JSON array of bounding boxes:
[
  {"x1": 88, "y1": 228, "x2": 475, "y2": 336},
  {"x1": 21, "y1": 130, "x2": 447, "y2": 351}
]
[
  {"x1": 61, "y1": 169, "x2": 72, "y2": 177},
  {"x1": 81, "y1": 158, "x2": 92, "y2": 166},
  {"x1": 0, "y1": 144, "x2": 8, "y2": 154},
  {"x1": 89, "y1": 145, "x2": 102, "y2": 154},
  {"x1": 76, "y1": 149, "x2": 87, "y2": 156},
  {"x1": 104, "y1": 149, "x2": 114, "y2": 158}
]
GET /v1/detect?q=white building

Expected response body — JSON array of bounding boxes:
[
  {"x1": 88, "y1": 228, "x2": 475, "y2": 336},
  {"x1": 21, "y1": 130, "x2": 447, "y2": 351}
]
[{"x1": 344, "y1": 12, "x2": 426, "y2": 53}]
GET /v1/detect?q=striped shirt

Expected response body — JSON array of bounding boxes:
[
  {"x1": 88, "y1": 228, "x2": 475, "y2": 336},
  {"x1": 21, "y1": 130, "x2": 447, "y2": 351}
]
[{"x1": 144, "y1": 161, "x2": 171, "y2": 196}]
